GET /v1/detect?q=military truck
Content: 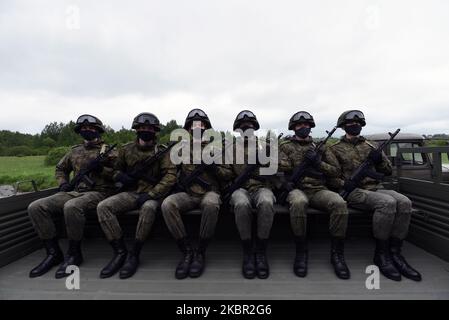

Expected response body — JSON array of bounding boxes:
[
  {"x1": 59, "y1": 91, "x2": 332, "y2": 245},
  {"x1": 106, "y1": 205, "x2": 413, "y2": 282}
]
[
  {"x1": 0, "y1": 134, "x2": 448, "y2": 300},
  {"x1": 365, "y1": 133, "x2": 449, "y2": 183}
]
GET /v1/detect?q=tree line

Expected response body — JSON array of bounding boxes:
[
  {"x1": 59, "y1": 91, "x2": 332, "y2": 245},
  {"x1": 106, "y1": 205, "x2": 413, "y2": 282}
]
[
  {"x1": 2, "y1": 120, "x2": 447, "y2": 158},
  {"x1": 0, "y1": 120, "x2": 184, "y2": 157}
]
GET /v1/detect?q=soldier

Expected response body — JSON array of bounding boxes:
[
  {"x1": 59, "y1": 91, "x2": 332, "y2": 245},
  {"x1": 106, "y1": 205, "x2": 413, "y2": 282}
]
[
  {"x1": 96, "y1": 113, "x2": 177, "y2": 279},
  {"x1": 161, "y1": 109, "x2": 233, "y2": 279},
  {"x1": 28, "y1": 115, "x2": 116, "y2": 278},
  {"x1": 228, "y1": 110, "x2": 276, "y2": 279},
  {"x1": 278, "y1": 111, "x2": 350, "y2": 279},
  {"x1": 330, "y1": 110, "x2": 421, "y2": 281}
]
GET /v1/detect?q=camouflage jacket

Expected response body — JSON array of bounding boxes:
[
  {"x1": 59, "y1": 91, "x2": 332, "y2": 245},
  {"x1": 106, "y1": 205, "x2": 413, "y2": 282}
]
[
  {"x1": 278, "y1": 136, "x2": 340, "y2": 192},
  {"x1": 55, "y1": 141, "x2": 116, "y2": 193},
  {"x1": 179, "y1": 141, "x2": 233, "y2": 197},
  {"x1": 230, "y1": 136, "x2": 273, "y2": 194},
  {"x1": 114, "y1": 140, "x2": 177, "y2": 199},
  {"x1": 329, "y1": 135, "x2": 392, "y2": 191}
]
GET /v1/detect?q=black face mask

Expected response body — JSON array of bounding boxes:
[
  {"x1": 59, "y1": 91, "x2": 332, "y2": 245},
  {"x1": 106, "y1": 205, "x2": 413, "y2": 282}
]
[
  {"x1": 344, "y1": 124, "x2": 362, "y2": 136},
  {"x1": 295, "y1": 127, "x2": 311, "y2": 139},
  {"x1": 137, "y1": 131, "x2": 155, "y2": 142},
  {"x1": 80, "y1": 130, "x2": 100, "y2": 141},
  {"x1": 239, "y1": 125, "x2": 255, "y2": 134}
]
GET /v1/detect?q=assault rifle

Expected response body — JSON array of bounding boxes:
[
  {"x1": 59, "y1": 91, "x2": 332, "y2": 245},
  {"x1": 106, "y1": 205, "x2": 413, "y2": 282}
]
[
  {"x1": 69, "y1": 144, "x2": 117, "y2": 191},
  {"x1": 175, "y1": 136, "x2": 233, "y2": 193},
  {"x1": 222, "y1": 133, "x2": 283, "y2": 201},
  {"x1": 115, "y1": 141, "x2": 178, "y2": 192},
  {"x1": 340, "y1": 128, "x2": 400, "y2": 200},
  {"x1": 277, "y1": 127, "x2": 337, "y2": 204}
]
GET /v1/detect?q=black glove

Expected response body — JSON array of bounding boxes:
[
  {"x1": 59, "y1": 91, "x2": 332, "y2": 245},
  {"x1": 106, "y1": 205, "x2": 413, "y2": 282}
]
[
  {"x1": 368, "y1": 149, "x2": 383, "y2": 164},
  {"x1": 136, "y1": 193, "x2": 152, "y2": 208},
  {"x1": 86, "y1": 159, "x2": 103, "y2": 173},
  {"x1": 59, "y1": 182, "x2": 72, "y2": 192},
  {"x1": 115, "y1": 172, "x2": 136, "y2": 187},
  {"x1": 305, "y1": 149, "x2": 321, "y2": 168},
  {"x1": 283, "y1": 181, "x2": 295, "y2": 192},
  {"x1": 343, "y1": 179, "x2": 358, "y2": 193},
  {"x1": 205, "y1": 162, "x2": 218, "y2": 173}
]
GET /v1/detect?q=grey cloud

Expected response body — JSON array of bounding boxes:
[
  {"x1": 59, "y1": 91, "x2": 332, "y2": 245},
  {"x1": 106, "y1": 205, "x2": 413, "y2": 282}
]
[{"x1": 0, "y1": 0, "x2": 448, "y2": 136}]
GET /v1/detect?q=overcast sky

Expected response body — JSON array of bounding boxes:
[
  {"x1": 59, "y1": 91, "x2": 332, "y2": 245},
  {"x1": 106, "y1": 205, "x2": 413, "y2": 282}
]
[{"x1": 1, "y1": 0, "x2": 448, "y2": 137}]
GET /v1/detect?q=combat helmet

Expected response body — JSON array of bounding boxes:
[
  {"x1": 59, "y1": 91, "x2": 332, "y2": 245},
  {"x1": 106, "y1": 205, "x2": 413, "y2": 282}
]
[
  {"x1": 74, "y1": 114, "x2": 105, "y2": 134},
  {"x1": 337, "y1": 110, "x2": 366, "y2": 128},
  {"x1": 288, "y1": 111, "x2": 316, "y2": 130},
  {"x1": 131, "y1": 112, "x2": 161, "y2": 131},
  {"x1": 233, "y1": 110, "x2": 260, "y2": 131},
  {"x1": 183, "y1": 108, "x2": 212, "y2": 130}
]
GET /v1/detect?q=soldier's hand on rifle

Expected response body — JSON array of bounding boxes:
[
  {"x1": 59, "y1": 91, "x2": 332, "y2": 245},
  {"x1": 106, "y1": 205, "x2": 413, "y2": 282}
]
[
  {"x1": 368, "y1": 149, "x2": 383, "y2": 164},
  {"x1": 115, "y1": 172, "x2": 136, "y2": 187},
  {"x1": 136, "y1": 193, "x2": 152, "y2": 208},
  {"x1": 283, "y1": 181, "x2": 295, "y2": 192},
  {"x1": 205, "y1": 162, "x2": 218, "y2": 173},
  {"x1": 86, "y1": 159, "x2": 103, "y2": 172},
  {"x1": 59, "y1": 182, "x2": 72, "y2": 192},
  {"x1": 305, "y1": 149, "x2": 321, "y2": 168},
  {"x1": 343, "y1": 179, "x2": 357, "y2": 193}
]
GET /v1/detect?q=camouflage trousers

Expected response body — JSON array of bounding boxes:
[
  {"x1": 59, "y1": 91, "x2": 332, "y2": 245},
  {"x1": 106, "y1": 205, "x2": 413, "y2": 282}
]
[
  {"x1": 347, "y1": 188, "x2": 412, "y2": 240},
  {"x1": 287, "y1": 189, "x2": 348, "y2": 238},
  {"x1": 97, "y1": 192, "x2": 159, "y2": 242},
  {"x1": 28, "y1": 191, "x2": 107, "y2": 241},
  {"x1": 161, "y1": 191, "x2": 221, "y2": 240},
  {"x1": 230, "y1": 188, "x2": 276, "y2": 240}
]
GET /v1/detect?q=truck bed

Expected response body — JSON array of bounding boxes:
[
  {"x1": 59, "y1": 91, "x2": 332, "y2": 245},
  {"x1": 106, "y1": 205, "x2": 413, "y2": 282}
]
[{"x1": 1, "y1": 238, "x2": 448, "y2": 300}]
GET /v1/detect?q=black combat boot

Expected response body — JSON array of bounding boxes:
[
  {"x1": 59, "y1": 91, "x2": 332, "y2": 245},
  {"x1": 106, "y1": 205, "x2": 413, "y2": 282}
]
[
  {"x1": 255, "y1": 238, "x2": 269, "y2": 279},
  {"x1": 373, "y1": 239, "x2": 401, "y2": 281},
  {"x1": 293, "y1": 236, "x2": 308, "y2": 277},
  {"x1": 175, "y1": 238, "x2": 193, "y2": 280},
  {"x1": 100, "y1": 238, "x2": 128, "y2": 279},
  {"x1": 390, "y1": 237, "x2": 422, "y2": 281},
  {"x1": 189, "y1": 238, "x2": 209, "y2": 278},
  {"x1": 29, "y1": 238, "x2": 64, "y2": 278},
  {"x1": 55, "y1": 240, "x2": 83, "y2": 279},
  {"x1": 241, "y1": 239, "x2": 256, "y2": 279},
  {"x1": 330, "y1": 237, "x2": 350, "y2": 280},
  {"x1": 120, "y1": 240, "x2": 144, "y2": 279}
]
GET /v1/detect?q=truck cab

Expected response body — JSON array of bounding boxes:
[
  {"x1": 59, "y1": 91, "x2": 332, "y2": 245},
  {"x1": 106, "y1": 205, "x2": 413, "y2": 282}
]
[{"x1": 365, "y1": 133, "x2": 449, "y2": 183}]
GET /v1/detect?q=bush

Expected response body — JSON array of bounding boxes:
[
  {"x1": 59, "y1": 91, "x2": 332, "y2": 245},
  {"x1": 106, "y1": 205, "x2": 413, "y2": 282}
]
[{"x1": 45, "y1": 147, "x2": 70, "y2": 166}]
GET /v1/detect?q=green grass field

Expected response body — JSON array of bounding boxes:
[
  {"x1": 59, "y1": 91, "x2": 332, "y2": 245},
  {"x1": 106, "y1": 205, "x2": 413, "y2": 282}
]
[{"x1": 0, "y1": 156, "x2": 57, "y2": 191}]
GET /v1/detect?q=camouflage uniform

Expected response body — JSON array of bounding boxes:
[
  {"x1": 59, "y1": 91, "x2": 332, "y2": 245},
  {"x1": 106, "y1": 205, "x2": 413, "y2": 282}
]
[
  {"x1": 28, "y1": 141, "x2": 116, "y2": 241},
  {"x1": 279, "y1": 137, "x2": 348, "y2": 238},
  {"x1": 229, "y1": 137, "x2": 276, "y2": 240},
  {"x1": 161, "y1": 142, "x2": 233, "y2": 240},
  {"x1": 330, "y1": 135, "x2": 412, "y2": 240},
  {"x1": 97, "y1": 141, "x2": 177, "y2": 241}
]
